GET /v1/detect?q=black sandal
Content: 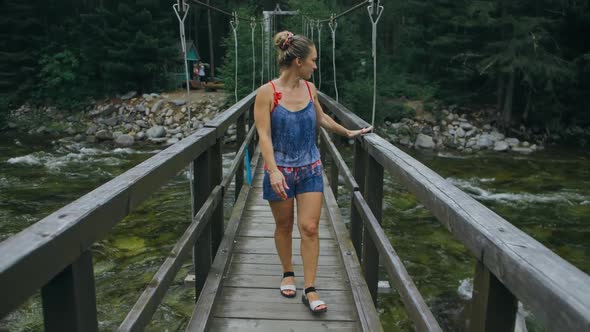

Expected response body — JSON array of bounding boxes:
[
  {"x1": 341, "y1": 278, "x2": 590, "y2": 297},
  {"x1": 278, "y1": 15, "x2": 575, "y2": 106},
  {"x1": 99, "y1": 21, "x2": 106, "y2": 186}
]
[
  {"x1": 302, "y1": 286, "x2": 327, "y2": 313},
  {"x1": 279, "y1": 271, "x2": 296, "y2": 298}
]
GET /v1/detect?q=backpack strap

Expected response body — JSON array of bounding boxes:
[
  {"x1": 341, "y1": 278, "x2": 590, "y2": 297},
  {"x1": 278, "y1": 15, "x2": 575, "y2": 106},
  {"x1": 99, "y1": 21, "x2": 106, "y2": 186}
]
[
  {"x1": 304, "y1": 80, "x2": 313, "y2": 101},
  {"x1": 269, "y1": 80, "x2": 282, "y2": 112}
]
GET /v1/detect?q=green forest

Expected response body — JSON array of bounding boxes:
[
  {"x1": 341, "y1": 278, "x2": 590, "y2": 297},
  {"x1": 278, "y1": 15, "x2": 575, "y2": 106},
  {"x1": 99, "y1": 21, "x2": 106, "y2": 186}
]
[{"x1": 1, "y1": 0, "x2": 589, "y2": 137}]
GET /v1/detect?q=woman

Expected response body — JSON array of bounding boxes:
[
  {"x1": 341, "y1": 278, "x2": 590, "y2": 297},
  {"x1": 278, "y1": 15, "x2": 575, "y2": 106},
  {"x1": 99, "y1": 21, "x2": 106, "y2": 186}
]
[{"x1": 254, "y1": 31, "x2": 372, "y2": 314}]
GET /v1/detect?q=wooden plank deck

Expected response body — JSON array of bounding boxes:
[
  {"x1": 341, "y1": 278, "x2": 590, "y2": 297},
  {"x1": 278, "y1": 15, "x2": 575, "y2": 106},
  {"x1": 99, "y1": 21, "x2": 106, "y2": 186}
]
[{"x1": 189, "y1": 158, "x2": 377, "y2": 331}]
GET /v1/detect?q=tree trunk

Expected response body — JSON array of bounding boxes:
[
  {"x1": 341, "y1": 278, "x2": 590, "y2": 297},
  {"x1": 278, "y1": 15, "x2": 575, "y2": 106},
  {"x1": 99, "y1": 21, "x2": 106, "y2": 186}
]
[
  {"x1": 207, "y1": 0, "x2": 215, "y2": 77},
  {"x1": 502, "y1": 70, "x2": 516, "y2": 127},
  {"x1": 522, "y1": 87, "x2": 532, "y2": 122},
  {"x1": 496, "y1": 74, "x2": 505, "y2": 112}
]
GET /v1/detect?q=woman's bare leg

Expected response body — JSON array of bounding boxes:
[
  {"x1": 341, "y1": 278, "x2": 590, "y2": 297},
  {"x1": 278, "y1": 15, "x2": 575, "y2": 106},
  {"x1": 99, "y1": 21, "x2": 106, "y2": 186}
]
[
  {"x1": 296, "y1": 192, "x2": 326, "y2": 310},
  {"x1": 269, "y1": 198, "x2": 295, "y2": 295}
]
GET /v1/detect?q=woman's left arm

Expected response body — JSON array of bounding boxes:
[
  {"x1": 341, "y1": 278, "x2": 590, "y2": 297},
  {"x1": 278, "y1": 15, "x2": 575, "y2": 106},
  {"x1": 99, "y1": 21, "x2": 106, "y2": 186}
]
[{"x1": 310, "y1": 82, "x2": 372, "y2": 138}]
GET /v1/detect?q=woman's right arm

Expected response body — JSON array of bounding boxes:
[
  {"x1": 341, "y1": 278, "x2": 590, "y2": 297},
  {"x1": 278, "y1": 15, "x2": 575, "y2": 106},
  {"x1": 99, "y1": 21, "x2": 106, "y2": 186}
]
[{"x1": 254, "y1": 84, "x2": 289, "y2": 199}]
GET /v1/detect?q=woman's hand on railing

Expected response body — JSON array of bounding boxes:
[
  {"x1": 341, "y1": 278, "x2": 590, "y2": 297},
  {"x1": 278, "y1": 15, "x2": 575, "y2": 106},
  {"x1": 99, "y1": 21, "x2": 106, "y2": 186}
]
[
  {"x1": 346, "y1": 126, "x2": 373, "y2": 138},
  {"x1": 270, "y1": 170, "x2": 289, "y2": 200}
]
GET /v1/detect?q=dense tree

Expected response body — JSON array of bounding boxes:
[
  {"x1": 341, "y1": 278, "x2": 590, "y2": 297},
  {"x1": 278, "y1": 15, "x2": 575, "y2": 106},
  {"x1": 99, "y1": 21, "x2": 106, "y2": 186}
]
[{"x1": 1, "y1": 0, "x2": 589, "y2": 132}]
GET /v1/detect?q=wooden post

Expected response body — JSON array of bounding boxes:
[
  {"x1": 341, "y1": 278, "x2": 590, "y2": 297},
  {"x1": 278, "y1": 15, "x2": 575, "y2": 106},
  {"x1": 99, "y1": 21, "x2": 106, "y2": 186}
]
[
  {"x1": 330, "y1": 156, "x2": 339, "y2": 198},
  {"x1": 193, "y1": 151, "x2": 212, "y2": 299},
  {"x1": 41, "y1": 250, "x2": 98, "y2": 332},
  {"x1": 468, "y1": 260, "x2": 518, "y2": 332},
  {"x1": 210, "y1": 139, "x2": 224, "y2": 256},
  {"x1": 350, "y1": 140, "x2": 367, "y2": 258},
  {"x1": 362, "y1": 153, "x2": 383, "y2": 305},
  {"x1": 235, "y1": 113, "x2": 245, "y2": 200}
]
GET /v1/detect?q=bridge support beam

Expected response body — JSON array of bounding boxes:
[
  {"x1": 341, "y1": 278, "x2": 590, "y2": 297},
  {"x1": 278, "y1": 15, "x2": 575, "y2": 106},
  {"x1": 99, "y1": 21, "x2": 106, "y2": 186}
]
[
  {"x1": 468, "y1": 260, "x2": 518, "y2": 332},
  {"x1": 236, "y1": 113, "x2": 245, "y2": 200},
  {"x1": 350, "y1": 141, "x2": 367, "y2": 259},
  {"x1": 41, "y1": 250, "x2": 98, "y2": 332},
  {"x1": 362, "y1": 153, "x2": 383, "y2": 305},
  {"x1": 193, "y1": 150, "x2": 212, "y2": 299}
]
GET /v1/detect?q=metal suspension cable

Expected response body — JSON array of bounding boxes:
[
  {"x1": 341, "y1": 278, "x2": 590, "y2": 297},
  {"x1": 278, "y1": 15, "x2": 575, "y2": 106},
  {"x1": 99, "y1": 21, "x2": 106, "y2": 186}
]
[
  {"x1": 317, "y1": 20, "x2": 322, "y2": 90},
  {"x1": 328, "y1": 15, "x2": 339, "y2": 102},
  {"x1": 250, "y1": 17, "x2": 256, "y2": 91},
  {"x1": 367, "y1": 0, "x2": 384, "y2": 128},
  {"x1": 260, "y1": 17, "x2": 265, "y2": 85},
  {"x1": 173, "y1": 0, "x2": 195, "y2": 216},
  {"x1": 230, "y1": 12, "x2": 239, "y2": 103}
]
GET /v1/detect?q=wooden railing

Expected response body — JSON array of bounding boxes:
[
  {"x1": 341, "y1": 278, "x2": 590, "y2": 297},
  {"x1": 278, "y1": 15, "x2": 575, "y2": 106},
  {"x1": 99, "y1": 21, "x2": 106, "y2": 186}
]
[
  {"x1": 317, "y1": 91, "x2": 590, "y2": 332},
  {"x1": 0, "y1": 91, "x2": 258, "y2": 332}
]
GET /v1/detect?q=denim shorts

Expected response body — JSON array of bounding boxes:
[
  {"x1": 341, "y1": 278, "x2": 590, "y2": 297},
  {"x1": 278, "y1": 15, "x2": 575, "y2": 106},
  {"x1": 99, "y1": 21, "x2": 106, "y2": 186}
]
[{"x1": 263, "y1": 159, "x2": 324, "y2": 201}]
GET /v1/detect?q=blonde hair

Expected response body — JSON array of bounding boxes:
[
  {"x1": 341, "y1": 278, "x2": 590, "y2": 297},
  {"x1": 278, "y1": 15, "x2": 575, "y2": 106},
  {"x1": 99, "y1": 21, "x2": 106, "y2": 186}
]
[{"x1": 273, "y1": 31, "x2": 314, "y2": 68}]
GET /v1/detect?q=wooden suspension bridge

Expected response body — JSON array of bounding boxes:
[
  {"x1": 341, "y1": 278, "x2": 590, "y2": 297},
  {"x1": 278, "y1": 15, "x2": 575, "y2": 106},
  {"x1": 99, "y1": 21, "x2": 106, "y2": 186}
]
[{"x1": 0, "y1": 91, "x2": 589, "y2": 331}]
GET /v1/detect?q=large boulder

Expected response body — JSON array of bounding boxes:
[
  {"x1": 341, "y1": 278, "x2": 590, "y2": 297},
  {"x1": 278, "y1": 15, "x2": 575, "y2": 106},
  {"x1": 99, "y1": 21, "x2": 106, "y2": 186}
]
[
  {"x1": 115, "y1": 134, "x2": 134, "y2": 147},
  {"x1": 146, "y1": 125, "x2": 166, "y2": 138},
  {"x1": 505, "y1": 137, "x2": 520, "y2": 147},
  {"x1": 493, "y1": 141, "x2": 509, "y2": 152},
  {"x1": 476, "y1": 135, "x2": 494, "y2": 149},
  {"x1": 414, "y1": 134, "x2": 435, "y2": 149},
  {"x1": 95, "y1": 129, "x2": 113, "y2": 141}
]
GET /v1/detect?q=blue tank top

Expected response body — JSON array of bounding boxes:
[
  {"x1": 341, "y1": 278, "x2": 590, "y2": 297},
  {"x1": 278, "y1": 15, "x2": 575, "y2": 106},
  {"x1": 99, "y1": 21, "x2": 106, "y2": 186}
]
[{"x1": 269, "y1": 80, "x2": 321, "y2": 167}]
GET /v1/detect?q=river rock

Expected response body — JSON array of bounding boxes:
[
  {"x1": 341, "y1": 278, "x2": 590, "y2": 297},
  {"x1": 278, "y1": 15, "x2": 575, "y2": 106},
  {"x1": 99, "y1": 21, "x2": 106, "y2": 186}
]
[
  {"x1": 146, "y1": 125, "x2": 166, "y2": 138},
  {"x1": 165, "y1": 137, "x2": 180, "y2": 145},
  {"x1": 512, "y1": 147, "x2": 533, "y2": 154},
  {"x1": 95, "y1": 129, "x2": 113, "y2": 141},
  {"x1": 120, "y1": 91, "x2": 136, "y2": 100},
  {"x1": 135, "y1": 120, "x2": 148, "y2": 128},
  {"x1": 103, "y1": 116, "x2": 118, "y2": 127},
  {"x1": 149, "y1": 137, "x2": 168, "y2": 143},
  {"x1": 522, "y1": 141, "x2": 530, "y2": 147},
  {"x1": 477, "y1": 135, "x2": 494, "y2": 149},
  {"x1": 505, "y1": 137, "x2": 520, "y2": 147},
  {"x1": 136, "y1": 131, "x2": 145, "y2": 140},
  {"x1": 415, "y1": 134, "x2": 435, "y2": 149},
  {"x1": 112, "y1": 131, "x2": 123, "y2": 139},
  {"x1": 151, "y1": 100, "x2": 165, "y2": 114},
  {"x1": 456, "y1": 127, "x2": 466, "y2": 138},
  {"x1": 490, "y1": 131, "x2": 505, "y2": 141},
  {"x1": 460, "y1": 122, "x2": 473, "y2": 130},
  {"x1": 494, "y1": 141, "x2": 509, "y2": 152},
  {"x1": 86, "y1": 124, "x2": 98, "y2": 136},
  {"x1": 65, "y1": 127, "x2": 77, "y2": 135},
  {"x1": 173, "y1": 113, "x2": 185, "y2": 122},
  {"x1": 115, "y1": 134, "x2": 134, "y2": 147},
  {"x1": 90, "y1": 104, "x2": 116, "y2": 117},
  {"x1": 136, "y1": 104, "x2": 147, "y2": 114},
  {"x1": 170, "y1": 99, "x2": 186, "y2": 106},
  {"x1": 483, "y1": 124, "x2": 492, "y2": 131}
]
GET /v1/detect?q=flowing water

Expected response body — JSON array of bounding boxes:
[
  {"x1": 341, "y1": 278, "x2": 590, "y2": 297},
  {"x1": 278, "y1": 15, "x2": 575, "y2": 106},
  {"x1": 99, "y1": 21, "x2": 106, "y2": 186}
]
[{"x1": 1, "y1": 132, "x2": 588, "y2": 331}]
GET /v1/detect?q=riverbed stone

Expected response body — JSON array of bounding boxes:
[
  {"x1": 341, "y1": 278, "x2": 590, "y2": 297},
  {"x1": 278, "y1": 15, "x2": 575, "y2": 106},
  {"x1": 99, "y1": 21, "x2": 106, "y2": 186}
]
[
  {"x1": 95, "y1": 129, "x2": 113, "y2": 141},
  {"x1": 135, "y1": 120, "x2": 148, "y2": 128},
  {"x1": 415, "y1": 133, "x2": 435, "y2": 149},
  {"x1": 505, "y1": 137, "x2": 520, "y2": 147},
  {"x1": 477, "y1": 135, "x2": 494, "y2": 149},
  {"x1": 146, "y1": 125, "x2": 166, "y2": 138},
  {"x1": 115, "y1": 134, "x2": 134, "y2": 147},
  {"x1": 512, "y1": 147, "x2": 533, "y2": 154},
  {"x1": 151, "y1": 100, "x2": 165, "y2": 114},
  {"x1": 494, "y1": 141, "x2": 509, "y2": 151},
  {"x1": 120, "y1": 91, "x2": 136, "y2": 100},
  {"x1": 170, "y1": 99, "x2": 186, "y2": 106}
]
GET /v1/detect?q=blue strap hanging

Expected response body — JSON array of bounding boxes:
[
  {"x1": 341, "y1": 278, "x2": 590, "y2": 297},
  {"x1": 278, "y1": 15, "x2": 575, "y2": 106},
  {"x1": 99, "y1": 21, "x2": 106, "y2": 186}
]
[{"x1": 245, "y1": 146, "x2": 252, "y2": 185}]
